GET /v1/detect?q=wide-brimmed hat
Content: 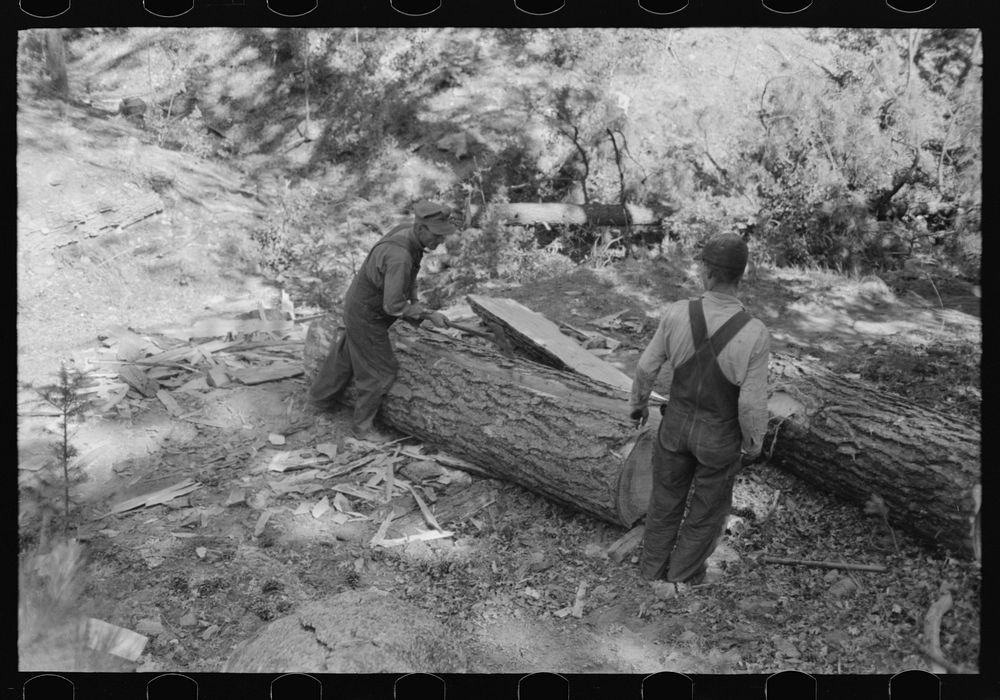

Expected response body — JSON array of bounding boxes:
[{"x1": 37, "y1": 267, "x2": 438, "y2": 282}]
[{"x1": 413, "y1": 200, "x2": 458, "y2": 237}]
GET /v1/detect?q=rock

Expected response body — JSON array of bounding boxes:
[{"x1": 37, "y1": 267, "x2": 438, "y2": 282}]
[
  {"x1": 736, "y1": 596, "x2": 779, "y2": 616},
  {"x1": 773, "y1": 637, "x2": 801, "y2": 657},
  {"x1": 829, "y1": 577, "x2": 859, "y2": 598},
  {"x1": 178, "y1": 612, "x2": 198, "y2": 627},
  {"x1": 223, "y1": 588, "x2": 469, "y2": 672},
  {"x1": 135, "y1": 618, "x2": 165, "y2": 636}
]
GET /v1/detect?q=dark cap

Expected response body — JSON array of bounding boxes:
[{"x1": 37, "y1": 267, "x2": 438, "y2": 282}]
[
  {"x1": 413, "y1": 200, "x2": 457, "y2": 237},
  {"x1": 698, "y1": 233, "x2": 749, "y2": 274}
]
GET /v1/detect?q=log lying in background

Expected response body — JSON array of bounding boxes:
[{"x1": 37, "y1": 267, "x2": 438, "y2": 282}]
[
  {"x1": 304, "y1": 314, "x2": 656, "y2": 526},
  {"x1": 765, "y1": 354, "x2": 980, "y2": 559},
  {"x1": 476, "y1": 202, "x2": 672, "y2": 227}
]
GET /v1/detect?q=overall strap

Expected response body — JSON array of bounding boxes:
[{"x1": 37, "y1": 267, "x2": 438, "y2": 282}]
[
  {"x1": 708, "y1": 309, "x2": 752, "y2": 357},
  {"x1": 688, "y1": 299, "x2": 708, "y2": 347}
]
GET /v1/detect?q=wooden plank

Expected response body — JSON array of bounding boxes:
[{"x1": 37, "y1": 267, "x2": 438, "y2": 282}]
[
  {"x1": 331, "y1": 483, "x2": 382, "y2": 502},
  {"x1": 105, "y1": 479, "x2": 202, "y2": 517},
  {"x1": 81, "y1": 618, "x2": 148, "y2": 661},
  {"x1": 467, "y1": 295, "x2": 635, "y2": 394},
  {"x1": 230, "y1": 363, "x2": 304, "y2": 385}
]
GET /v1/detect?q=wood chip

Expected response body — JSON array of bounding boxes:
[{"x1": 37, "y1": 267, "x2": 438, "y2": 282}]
[
  {"x1": 205, "y1": 367, "x2": 231, "y2": 388},
  {"x1": 404, "y1": 484, "x2": 443, "y2": 531},
  {"x1": 118, "y1": 365, "x2": 159, "y2": 398},
  {"x1": 268, "y1": 433, "x2": 286, "y2": 446},
  {"x1": 292, "y1": 502, "x2": 311, "y2": 516},
  {"x1": 332, "y1": 492, "x2": 351, "y2": 512},
  {"x1": 370, "y1": 507, "x2": 396, "y2": 547},
  {"x1": 378, "y1": 529, "x2": 454, "y2": 548},
  {"x1": 315, "y1": 442, "x2": 338, "y2": 460},
  {"x1": 311, "y1": 496, "x2": 330, "y2": 519},
  {"x1": 571, "y1": 581, "x2": 587, "y2": 618},
  {"x1": 80, "y1": 618, "x2": 148, "y2": 661},
  {"x1": 225, "y1": 488, "x2": 246, "y2": 507},
  {"x1": 104, "y1": 479, "x2": 202, "y2": 517},
  {"x1": 229, "y1": 363, "x2": 303, "y2": 385},
  {"x1": 253, "y1": 511, "x2": 272, "y2": 537},
  {"x1": 155, "y1": 389, "x2": 182, "y2": 416},
  {"x1": 607, "y1": 524, "x2": 645, "y2": 563}
]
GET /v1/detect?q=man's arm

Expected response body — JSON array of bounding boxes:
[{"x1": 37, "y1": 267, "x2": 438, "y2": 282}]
[
  {"x1": 630, "y1": 313, "x2": 672, "y2": 415},
  {"x1": 381, "y1": 259, "x2": 426, "y2": 321},
  {"x1": 737, "y1": 325, "x2": 772, "y2": 458}
]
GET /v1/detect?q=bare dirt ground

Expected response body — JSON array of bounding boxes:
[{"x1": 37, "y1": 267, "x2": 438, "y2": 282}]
[{"x1": 17, "y1": 98, "x2": 981, "y2": 674}]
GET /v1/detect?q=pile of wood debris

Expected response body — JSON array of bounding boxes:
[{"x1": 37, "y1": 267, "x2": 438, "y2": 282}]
[{"x1": 74, "y1": 306, "x2": 498, "y2": 557}]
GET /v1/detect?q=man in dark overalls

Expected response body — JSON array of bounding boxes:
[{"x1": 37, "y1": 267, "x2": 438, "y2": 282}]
[
  {"x1": 629, "y1": 233, "x2": 771, "y2": 588},
  {"x1": 309, "y1": 201, "x2": 457, "y2": 440}
]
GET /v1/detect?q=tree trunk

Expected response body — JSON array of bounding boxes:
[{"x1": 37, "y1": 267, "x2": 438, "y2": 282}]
[
  {"x1": 765, "y1": 354, "x2": 980, "y2": 559},
  {"x1": 42, "y1": 29, "x2": 69, "y2": 98},
  {"x1": 303, "y1": 314, "x2": 657, "y2": 526},
  {"x1": 475, "y1": 202, "x2": 672, "y2": 227},
  {"x1": 303, "y1": 314, "x2": 981, "y2": 558}
]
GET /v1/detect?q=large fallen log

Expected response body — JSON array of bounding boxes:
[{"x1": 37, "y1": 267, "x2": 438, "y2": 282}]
[
  {"x1": 304, "y1": 315, "x2": 656, "y2": 526},
  {"x1": 304, "y1": 310, "x2": 981, "y2": 558},
  {"x1": 477, "y1": 297, "x2": 980, "y2": 559},
  {"x1": 765, "y1": 355, "x2": 980, "y2": 559},
  {"x1": 480, "y1": 202, "x2": 671, "y2": 227}
]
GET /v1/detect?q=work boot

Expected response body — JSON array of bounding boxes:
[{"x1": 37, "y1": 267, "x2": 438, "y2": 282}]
[{"x1": 307, "y1": 395, "x2": 349, "y2": 415}]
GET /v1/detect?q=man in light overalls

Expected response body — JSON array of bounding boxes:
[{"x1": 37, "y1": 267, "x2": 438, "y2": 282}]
[{"x1": 630, "y1": 233, "x2": 771, "y2": 586}]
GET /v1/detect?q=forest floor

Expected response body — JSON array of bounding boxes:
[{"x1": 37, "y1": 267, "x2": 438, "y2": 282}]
[{"x1": 17, "y1": 97, "x2": 982, "y2": 674}]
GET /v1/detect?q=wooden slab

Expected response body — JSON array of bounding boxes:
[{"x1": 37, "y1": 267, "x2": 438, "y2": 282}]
[
  {"x1": 105, "y1": 479, "x2": 202, "y2": 517},
  {"x1": 606, "y1": 524, "x2": 645, "y2": 563},
  {"x1": 467, "y1": 295, "x2": 635, "y2": 394},
  {"x1": 229, "y1": 363, "x2": 303, "y2": 385}
]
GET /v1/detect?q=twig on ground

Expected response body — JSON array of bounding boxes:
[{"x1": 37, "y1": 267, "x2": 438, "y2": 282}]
[
  {"x1": 923, "y1": 584, "x2": 957, "y2": 673},
  {"x1": 761, "y1": 555, "x2": 887, "y2": 573}
]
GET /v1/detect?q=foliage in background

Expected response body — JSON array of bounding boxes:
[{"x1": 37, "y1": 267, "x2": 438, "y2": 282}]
[{"x1": 31, "y1": 27, "x2": 981, "y2": 281}]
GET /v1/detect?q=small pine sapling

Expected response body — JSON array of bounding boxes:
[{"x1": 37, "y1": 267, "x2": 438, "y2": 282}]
[{"x1": 22, "y1": 361, "x2": 95, "y2": 540}]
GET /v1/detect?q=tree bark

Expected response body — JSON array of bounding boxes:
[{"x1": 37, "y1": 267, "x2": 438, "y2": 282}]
[
  {"x1": 303, "y1": 315, "x2": 981, "y2": 558},
  {"x1": 304, "y1": 314, "x2": 657, "y2": 526},
  {"x1": 474, "y1": 202, "x2": 672, "y2": 227},
  {"x1": 766, "y1": 354, "x2": 980, "y2": 559}
]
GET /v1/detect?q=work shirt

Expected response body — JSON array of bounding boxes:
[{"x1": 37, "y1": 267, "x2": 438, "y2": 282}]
[
  {"x1": 349, "y1": 224, "x2": 427, "y2": 323},
  {"x1": 631, "y1": 291, "x2": 771, "y2": 455}
]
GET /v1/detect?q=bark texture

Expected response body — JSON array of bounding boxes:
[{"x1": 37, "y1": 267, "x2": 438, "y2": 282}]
[
  {"x1": 304, "y1": 314, "x2": 657, "y2": 526},
  {"x1": 766, "y1": 354, "x2": 980, "y2": 558}
]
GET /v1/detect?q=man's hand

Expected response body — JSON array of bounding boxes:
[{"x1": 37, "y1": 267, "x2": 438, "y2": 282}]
[
  {"x1": 740, "y1": 450, "x2": 762, "y2": 467},
  {"x1": 424, "y1": 311, "x2": 449, "y2": 329},
  {"x1": 629, "y1": 406, "x2": 649, "y2": 429}
]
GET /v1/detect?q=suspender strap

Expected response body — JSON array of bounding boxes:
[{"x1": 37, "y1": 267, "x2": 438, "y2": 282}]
[{"x1": 688, "y1": 299, "x2": 752, "y2": 357}]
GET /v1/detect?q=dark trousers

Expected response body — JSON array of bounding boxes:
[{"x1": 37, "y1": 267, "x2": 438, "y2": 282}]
[
  {"x1": 308, "y1": 319, "x2": 398, "y2": 433},
  {"x1": 639, "y1": 406, "x2": 742, "y2": 583}
]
